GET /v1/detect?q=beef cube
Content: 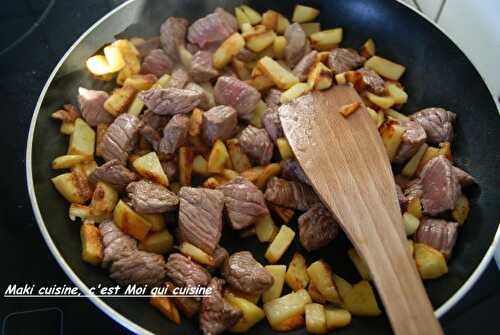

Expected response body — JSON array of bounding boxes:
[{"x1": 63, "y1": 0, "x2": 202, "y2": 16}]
[
  {"x1": 178, "y1": 187, "x2": 224, "y2": 254},
  {"x1": 394, "y1": 120, "x2": 427, "y2": 164},
  {"x1": 214, "y1": 7, "x2": 238, "y2": 31},
  {"x1": 158, "y1": 114, "x2": 190, "y2": 156},
  {"x1": 89, "y1": 159, "x2": 138, "y2": 191},
  {"x1": 298, "y1": 203, "x2": 339, "y2": 251},
  {"x1": 357, "y1": 68, "x2": 385, "y2": 95},
  {"x1": 160, "y1": 17, "x2": 189, "y2": 62},
  {"x1": 161, "y1": 160, "x2": 178, "y2": 182},
  {"x1": 396, "y1": 184, "x2": 408, "y2": 212},
  {"x1": 415, "y1": 218, "x2": 459, "y2": 259},
  {"x1": 99, "y1": 114, "x2": 141, "y2": 163},
  {"x1": 293, "y1": 50, "x2": 318, "y2": 81},
  {"x1": 404, "y1": 178, "x2": 423, "y2": 201},
  {"x1": 239, "y1": 125, "x2": 274, "y2": 165},
  {"x1": 140, "y1": 109, "x2": 169, "y2": 131},
  {"x1": 136, "y1": 36, "x2": 161, "y2": 58},
  {"x1": 165, "y1": 253, "x2": 211, "y2": 288},
  {"x1": 328, "y1": 48, "x2": 366, "y2": 74},
  {"x1": 419, "y1": 156, "x2": 461, "y2": 215},
  {"x1": 265, "y1": 177, "x2": 319, "y2": 211},
  {"x1": 186, "y1": 42, "x2": 200, "y2": 54},
  {"x1": 394, "y1": 174, "x2": 413, "y2": 190},
  {"x1": 222, "y1": 251, "x2": 274, "y2": 294},
  {"x1": 214, "y1": 76, "x2": 261, "y2": 119},
  {"x1": 217, "y1": 176, "x2": 269, "y2": 229},
  {"x1": 77, "y1": 88, "x2": 114, "y2": 126},
  {"x1": 188, "y1": 8, "x2": 237, "y2": 49},
  {"x1": 185, "y1": 82, "x2": 211, "y2": 109},
  {"x1": 140, "y1": 87, "x2": 202, "y2": 115},
  {"x1": 141, "y1": 49, "x2": 174, "y2": 77},
  {"x1": 411, "y1": 107, "x2": 456, "y2": 144},
  {"x1": 99, "y1": 220, "x2": 137, "y2": 268},
  {"x1": 453, "y1": 166, "x2": 476, "y2": 187},
  {"x1": 235, "y1": 47, "x2": 258, "y2": 62},
  {"x1": 126, "y1": 179, "x2": 179, "y2": 213},
  {"x1": 200, "y1": 278, "x2": 242, "y2": 335},
  {"x1": 284, "y1": 23, "x2": 307, "y2": 68},
  {"x1": 139, "y1": 124, "x2": 161, "y2": 150},
  {"x1": 211, "y1": 246, "x2": 229, "y2": 270},
  {"x1": 190, "y1": 50, "x2": 219, "y2": 82},
  {"x1": 280, "y1": 159, "x2": 311, "y2": 185},
  {"x1": 202, "y1": 105, "x2": 237, "y2": 145},
  {"x1": 262, "y1": 109, "x2": 284, "y2": 142},
  {"x1": 265, "y1": 89, "x2": 282, "y2": 110},
  {"x1": 168, "y1": 67, "x2": 190, "y2": 89},
  {"x1": 110, "y1": 250, "x2": 166, "y2": 287}
]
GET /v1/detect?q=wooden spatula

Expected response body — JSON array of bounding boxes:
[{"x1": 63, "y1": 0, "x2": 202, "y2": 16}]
[{"x1": 279, "y1": 85, "x2": 443, "y2": 335}]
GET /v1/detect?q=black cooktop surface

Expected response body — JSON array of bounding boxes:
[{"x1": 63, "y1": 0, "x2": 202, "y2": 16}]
[{"x1": 0, "y1": 1, "x2": 498, "y2": 334}]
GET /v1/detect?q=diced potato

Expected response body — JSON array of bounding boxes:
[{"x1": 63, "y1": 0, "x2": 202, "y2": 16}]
[
  {"x1": 178, "y1": 45, "x2": 193, "y2": 69},
  {"x1": 127, "y1": 95, "x2": 145, "y2": 116},
  {"x1": 325, "y1": 307, "x2": 351, "y2": 330},
  {"x1": 342, "y1": 280, "x2": 382, "y2": 316},
  {"x1": 265, "y1": 225, "x2": 296, "y2": 264},
  {"x1": 331, "y1": 273, "x2": 353, "y2": 299},
  {"x1": 308, "y1": 62, "x2": 333, "y2": 90},
  {"x1": 263, "y1": 289, "x2": 312, "y2": 327},
  {"x1": 80, "y1": 222, "x2": 103, "y2": 265},
  {"x1": 360, "y1": 38, "x2": 376, "y2": 58},
  {"x1": 235, "y1": 7, "x2": 251, "y2": 30},
  {"x1": 255, "y1": 214, "x2": 279, "y2": 242},
  {"x1": 384, "y1": 108, "x2": 409, "y2": 121},
  {"x1": 138, "y1": 230, "x2": 174, "y2": 254},
  {"x1": 123, "y1": 74, "x2": 157, "y2": 91},
  {"x1": 416, "y1": 146, "x2": 441, "y2": 172},
  {"x1": 347, "y1": 248, "x2": 371, "y2": 280},
  {"x1": 402, "y1": 143, "x2": 428, "y2": 177},
  {"x1": 246, "y1": 75, "x2": 275, "y2": 91},
  {"x1": 280, "y1": 82, "x2": 311, "y2": 104},
  {"x1": 262, "y1": 265, "x2": 287, "y2": 303},
  {"x1": 246, "y1": 29, "x2": 276, "y2": 53},
  {"x1": 365, "y1": 106, "x2": 379, "y2": 125},
  {"x1": 189, "y1": 108, "x2": 204, "y2": 137},
  {"x1": 192, "y1": 154, "x2": 209, "y2": 176},
  {"x1": 305, "y1": 303, "x2": 327, "y2": 334},
  {"x1": 407, "y1": 196, "x2": 423, "y2": 219},
  {"x1": 438, "y1": 141, "x2": 452, "y2": 160},
  {"x1": 408, "y1": 239, "x2": 415, "y2": 256},
  {"x1": 255, "y1": 163, "x2": 281, "y2": 189},
  {"x1": 73, "y1": 160, "x2": 97, "y2": 177},
  {"x1": 95, "y1": 123, "x2": 108, "y2": 158},
  {"x1": 232, "y1": 58, "x2": 251, "y2": 81},
  {"x1": 202, "y1": 176, "x2": 227, "y2": 189},
  {"x1": 364, "y1": 55, "x2": 406, "y2": 81},
  {"x1": 269, "y1": 204, "x2": 294, "y2": 224},
  {"x1": 257, "y1": 56, "x2": 299, "y2": 90},
  {"x1": 340, "y1": 101, "x2": 361, "y2": 118},
  {"x1": 307, "y1": 261, "x2": 340, "y2": 304},
  {"x1": 240, "y1": 5, "x2": 262, "y2": 25},
  {"x1": 276, "y1": 14, "x2": 290, "y2": 34},
  {"x1": 224, "y1": 287, "x2": 261, "y2": 305},
  {"x1": 178, "y1": 242, "x2": 214, "y2": 266},
  {"x1": 113, "y1": 200, "x2": 152, "y2": 240},
  {"x1": 272, "y1": 36, "x2": 287, "y2": 60},
  {"x1": 414, "y1": 243, "x2": 448, "y2": 279},
  {"x1": 69, "y1": 204, "x2": 95, "y2": 222},
  {"x1": 379, "y1": 120, "x2": 405, "y2": 161},
  {"x1": 114, "y1": 40, "x2": 141, "y2": 84},
  {"x1": 52, "y1": 155, "x2": 91, "y2": 169},
  {"x1": 240, "y1": 166, "x2": 265, "y2": 183},
  {"x1": 51, "y1": 172, "x2": 91, "y2": 204},
  {"x1": 292, "y1": 5, "x2": 320, "y2": 23},
  {"x1": 221, "y1": 169, "x2": 239, "y2": 181},
  {"x1": 88, "y1": 181, "x2": 119, "y2": 221},
  {"x1": 86, "y1": 55, "x2": 115, "y2": 76},
  {"x1": 150, "y1": 296, "x2": 181, "y2": 325},
  {"x1": 271, "y1": 314, "x2": 305, "y2": 331},
  {"x1": 89, "y1": 44, "x2": 125, "y2": 75},
  {"x1": 133, "y1": 151, "x2": 169, "y2": 186},
  {"x1": 310, "y1": 28, "x2": 343, "y2": 51},
  {"x1": 249, "y1": 100, "x2": 267, "y2": 128},
  {"x1": 178, "y1": 147, "x2": 194, "y2": 187},
  {"x1": 207, "y1": 140, "x2": 230, "y2": 173},
  {"x1": 105, "y1": 87, "x2": 137, "y2": 114},
  {"x1": 366, "y1": 92, "x2": 395, "y2": 109},
  {"x1": 226, "y1": 139, "x2": 252, "y2": 173},
  {"x1": 60, "y1": 121, "x2": 75, "y2": 135},
  {"x1": 301, "y1": 22, "x2": 321, "y2": 36},
  {"x1": 68, "y1": 118, "x2": 95, "y2": 157},
  {"x1": 387, "y1": 83, "x2": 408, "y2": 104},
  {"x1": 261, "y1": 10, "x2": 279, "y2": 30},
  {"x1": 275, "y1": 138, "x2": 293, "y2": 161},
  {"x1": 376, "y1": 109, "x2": 385, "y2": 128},
  {"x1": 335, "y1": 72, "x2": 346, "y2": 85},
  {"x1": 285, "y1": 252, "x2": 310, "y2": 291},
  {"x1": 213, "y1": 33, "x2": 245, "y2": 69},
  {"x1": 225, "y1": 291, "x2": 265, "y2": 332},
  {"x1": 308, "y1": 283, "x2": 327, "y2": 304},
  {"x1": 452, "y1": 194, "x2": 470, "y2": 225},
  {"x1": 402, "y1": 212, "x2": 420, "y2": 236},
  {"x1": 142, "y1": 213, "x2": 166, "y2": 232}
]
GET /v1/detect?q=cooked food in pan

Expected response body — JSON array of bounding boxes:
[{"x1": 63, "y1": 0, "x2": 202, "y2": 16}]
[{"x1": 50, "y1": 3, "x2": 475, "y2": 334}]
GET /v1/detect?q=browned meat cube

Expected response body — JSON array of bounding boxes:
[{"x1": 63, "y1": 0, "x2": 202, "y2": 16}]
[
  {"x1": 357, "y1": 68, "x2": 385, "y2": 95},
  {"x1": 328, "y1": 48, "x2": 366, "y2": 74},
  {"x1": 419, "y1": 156, "x2": 461, "y2": 215},
  {"x1": 190, "y1": 50, "x2": 219, "y2": 83},
  {"x1": 99, "y1": 220, "x2": 137, "y2": 268},
  {"x1": 140, "y1": 87, "x2": 202, "y2": 115},
  {"x1": 178, "y1": 187, "x2": 224, "y2": 254},
  {"x1": 202, "y1": 105, "x2": 237, "y2": 145},
  {"x1": 217, "y1": 176, "x2": 269, "y2": 229},
  {"x1": 140, "y1": 109, "x2": 169, "y2": 131},
  {"x1": 411, "y1": 107, "x2": 456, "y2": 144},
  {"x1": 168, "y1": 68, "x2": 190, "y2": 89},
  {"x1": 77, "y1": 87, "x2": 114, "y2": 126},
  {"x1": 239, "y1": 125, "x2": 274, "y2": 165},
  {"x1": 141, "y1": 49, "x2": 174, "y2": 77},
  {"x1": 214, "y1": 76, "x2": 261, "y2": 119},
  {"x1": 200, "y1": 278, "x2": 242, "y2": 335},
  {"x1": 265, "y1": 89, "x2": 282, "y2": 110},
  {"x1": 161, "y1": 160, "x2": 178, "y2": 183},
  {"x1": 165, "y1": 253, "x2": 212, "y2": 288},
  {"x1": 139, "y1": 124, "x2": 161, "y2": 150},
  {"x1": 160, "y1": 17, "x2": 189, "y2": 62},
  {"x1": 187, "y1": 8, "x2": 237, "y2": 49},
  {"x1": 222, "y1": 251, "x2": 274, "y2": 294},
  {"x1": 211, "y1": 246, "x2": 229, "y2": 270},
  {"x1": 280, "y1": 159, "x2": 311, "y2": 185},
  {"x1": 293, "y1": 50, "x2": 318, "y2": 81},
  {"x1": 298, "y1": 203, "x2": 339, "y2": 251},
  {"x1": 415, "y1": 218, "x2": 459, "y2": 259},
  {"x1": 394, "y1": 174, "x2": 413, "y2": 190},
  {"x1": 158, "y1": 114, "x2": 190, "y2": 156},
  {"x1": 404, "y1": 178, "x2": 423, "y2": 201},
  {"x1": 136, "y1": 36, "x2": 161, "y2": 57},
  {"x1": 235, "y1": 47, "x2": 258, "y2": 62},
  {"x1": 284, "y1": 23, "x2": 307, "y2": 68},
  {"x1": 110, "y1": 250, "x2": 166, "y2": 287},
  {"x1": 453, "y1": 166, "x2": 476, "y2": 187},
  {"x1": 126, "y1": 179, "x2": 179, "y2": 213},
  {"x1": 264, "y1": 177, "x2": 319, "y2": 211},
  {"x1": 99, "y1": 114, "x2": 141, "y2": 163},
  {"x1": 262, "y1": 109, "x2": 284, "y2": 142},
  {"x1": 393, "y1": 120, "x2": 427, "y2": 164},
  {"x1": 89, "y1": 159, "x2": 138, "y2": 191},
  {"x1": 396, "y1": 183, "x2": 408, "y2": 212}
]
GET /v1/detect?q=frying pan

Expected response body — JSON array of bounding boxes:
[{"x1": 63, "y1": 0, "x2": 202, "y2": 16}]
[{"x1": 26, "y1": 0, "x2": 500, "y2": 334}]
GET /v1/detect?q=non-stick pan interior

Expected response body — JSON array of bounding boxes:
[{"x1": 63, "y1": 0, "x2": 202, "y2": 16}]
[{"x1": 29, "y1": 0, "x2": 500, "y2": 334}]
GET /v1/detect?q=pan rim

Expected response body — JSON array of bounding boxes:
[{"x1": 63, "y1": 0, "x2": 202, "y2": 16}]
[{"x1": 25, "y1": 0, "x2": 499, "y2": 333}]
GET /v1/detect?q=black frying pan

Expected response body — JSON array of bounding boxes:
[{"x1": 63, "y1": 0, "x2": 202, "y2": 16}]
[{"x1": 26, "y1": 0, "x2": 500, "y2": 334}]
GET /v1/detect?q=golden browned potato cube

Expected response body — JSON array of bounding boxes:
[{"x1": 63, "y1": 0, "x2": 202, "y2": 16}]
[
  {"x1": 240, "y1": 5, "x2": 262, "y2": 25},
  {"x1": 366, "y1": 92, "x2": 395, "y2": 109},
  {"x1": 225, "y1": 291, "x2": 265, "y2": 332},
  {"x1": 310, "y1": 28, "x2": 343, "y2": 51},
  {"x1": 360, "y1": 38, "x2": 376, "y2": 58},
  {"x1": 255, "y1": 163, "x2": 281, "y2": 189},
  {"x1": 255, "y1": 214, "x2": 279, "y2": 242},
  {"x1": 307, "y1": 61, "x2": 333, "y2": 90},
  {"x1": 452, "y1": 194, "x2": 470, "y2": 225},
  {"x1": 263, "y1": 289, "x2": 312, "y2": 327},
  {"x1": 68, "y1": 118, "x2": 95, "y2": 157},
  {"x1": 123, "y1": 74, "x2": 157, "y2": 91},
  {"x1": 407, "y1": 196, "x2": 423, "y2": 219},
  {"x1": 308, "y1": 283, "x2": 327, "y2": 304},
  {"x1": 271, "y1": 314, "x2": 305, "y2": 331},
  {"x1": 269, "y1": 204, "x2": 295, "y2": 224},
  {"x1": 51, "y1": 172, "x2": 91, "y2": 204},
  {"x1": 325, "y1": 307, "x2": 351, "y2": 330},
  {"x1": 178, "y1": 45, "x2": 193, "y2": 69},
  {"x1": 207, "y1": 140, "x2": 230, "y2": 173},
  {"x1": 276, "y1": 14, "x2": 290, "y2": 33},
  {"x1": 347, "y1": 248, "x2": 371, "y2": 280},
  {"x1": 379, "y1": 120, "x2": 405, "y2": 161},
  {"x1": 401, "y1": 143, "x2": 428, "y2": 177},
  {"x1": 265, "y1": 225, "x2": 295, "y2": 264},
  {"x1": 262, "y1": 265, "x2": 287, "y2": 303},
  {"x1": 202, "y1": 176, "x2": 228, "y2": 189},
  {"x1": 342, "y1": 280, "x2": 382, "y2": 316},
  {"x1": 114, "y1": 39, "x2": 141, "y2": 84},
  {"x1": 246, "y1": 75, "x2": 275, "y2": 91},
  {"x1": 364, "y1": 55, "x2": 406, "y2": 81},
  {"x1": 104, "y1": 85, "x2": 137, "y2": 116},
  {"x1": 245, "y1": 29, "x2": 276, "y2": 53},
  {"x1": 280, "y1": 82, "x2": 311, "y2": 104},
  {"x1": 132, "y1": 151, "x2": 169, "y2": 186},
  {"x1": 301, "y1": 22, "x2": 321, "y2": 36},
  {"x1": 414, "y1": 243, "x2": 448, "y2": 279},
  {"x1": 257, "y1": 56, "x2": 299, "y2": 90},
  {"x1": 150, "y1": 296, "x2": 181, "y2": 325},
  {"x1": 261, "y1": 10, "x2": 279, "y2": 30},
  {"x1": 80, "y1": 222, "x2": 104, "y2": 266},
  {"x1": 213, "y1": 32, "x2": 245, "y2": 69},
  {"x1": 292, "y1": 5, "x2": 320, "y2": 23},
  {"x1": 240, "y1": 166, "x2": 265, "y2": 183},
  {"x1": 402, "y1": 212, "x2": 420, "y2": 236},
  {"x1": 142, "y1": 213, "x2": 166, "y2": 232},
  {"x1": 113, "y1": 200, "x2": 152, "y2": 240},
  {"x1": 60, "y1": 121, "x2": 75, "y2": 135},
  {"x1": 305, "y1": 303, "x2": 327, "y2": 334},
  {"x1": 178, "y1": 146, "x2": 194, "y2": 187},
  {"x1": 249, "y1": 100, "x2": 267, "y2": 128},
  {"x1": 307, "y1": 260, "x2": 340, "y2": 303},
  {"x1": 416, "y1": 146, "x2": 441, "y2": 172},
  {"x1": 286, "y1": 252, "x2": 310, "y2": 291},
  {"x1": 387, "y1": 83, "x2": 408, "y2": 104},
  {"x1": 138, "y1": 230, "x2": 174, "y2": 254},
  {"x1": 192, "y1": 154, "x2": 209, "y2": 176},
  {"x1": 272, "y1": 36, "x2": 287, "y2": 60},
  {"x1": 52, "y1": 155, "x2": 92, "y2": 169},
  {"x1": 178, "y1": 242, "x2": 215, "y2": 266},
  {"x1": 189, "y1": 108, "x2": 204, "y2": 137},
  {"x1": 89, "y1": 181, "x2": 119, "y2": 222},
  {"x1": 232, "y1": 58, "x2": 251, "y2": 81}
]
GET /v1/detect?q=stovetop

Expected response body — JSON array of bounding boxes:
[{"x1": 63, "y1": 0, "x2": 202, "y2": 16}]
[{"x1": 0, "y1": 1, "x2": 497, "y2": 334}]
